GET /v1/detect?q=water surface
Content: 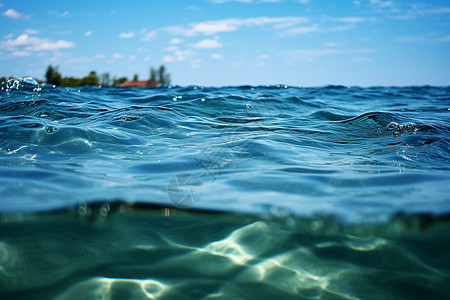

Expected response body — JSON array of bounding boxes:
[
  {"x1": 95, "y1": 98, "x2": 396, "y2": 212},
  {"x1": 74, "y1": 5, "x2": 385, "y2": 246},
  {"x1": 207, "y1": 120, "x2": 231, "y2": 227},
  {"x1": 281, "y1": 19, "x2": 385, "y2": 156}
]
[{"x1": 0, "y1": 79, "x2": 449, "y2": 299}]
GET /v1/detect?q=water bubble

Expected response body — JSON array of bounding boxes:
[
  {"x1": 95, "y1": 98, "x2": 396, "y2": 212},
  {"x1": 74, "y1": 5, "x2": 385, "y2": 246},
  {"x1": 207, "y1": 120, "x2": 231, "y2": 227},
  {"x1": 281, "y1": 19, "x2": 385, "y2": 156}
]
[
  {"x1": 245, "y1": 103, "x2": 251, "y2": 109},
  {"x1": 386, "y1": 121, "x2": 418, "y2": 135},
  {"x1": 46, "y1": 126, "x2": 57, "y2": 133},
  {"x1": 385, "y1": 122, "x2": 399, "y2": 131},
  {"x1": 201, "y1": 98, "x2": 206, "y2": 102},
  {"x1": 405, "y1": 122, "x2": 417, "y2": 132}
]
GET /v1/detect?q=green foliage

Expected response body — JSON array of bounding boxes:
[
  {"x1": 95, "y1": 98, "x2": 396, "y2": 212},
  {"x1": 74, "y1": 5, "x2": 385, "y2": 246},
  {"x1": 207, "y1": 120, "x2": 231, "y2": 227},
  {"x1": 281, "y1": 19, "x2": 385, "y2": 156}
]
[
  {"x1": 45, "y1": 65, "x2": 62, "y2": 86},
  {"x1": 3, "y1": 66, "x2": 170, "y2": 87},
  {"x1": 113, "y1": 77, "x2": 128, "y2": 86},
  {"x1": 158, "y1": 65, "x2": 170, "y2": 85},
  {"x1": 99, "y1": 73, "x2": 111, "y2": 86},
  {"x1": 44, "y1": 66, "x2": 102, "y2": 87},
  {"x1": 60, "y1": 77, "x2": 81, "y2": 86},
  {"x1": 80, "y1": 71, "x2": 99, "y2": 86},
  {"x1": 148, "y1": 65, "x2": 171, "y2": 86}
]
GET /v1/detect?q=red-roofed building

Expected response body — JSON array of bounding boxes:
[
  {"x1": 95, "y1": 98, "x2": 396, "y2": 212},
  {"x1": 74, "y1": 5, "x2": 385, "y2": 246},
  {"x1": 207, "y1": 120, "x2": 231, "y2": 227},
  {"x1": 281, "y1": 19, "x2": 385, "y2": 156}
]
[{"x1": 119, "y1": 80, "x2": 160, "y2": 87}]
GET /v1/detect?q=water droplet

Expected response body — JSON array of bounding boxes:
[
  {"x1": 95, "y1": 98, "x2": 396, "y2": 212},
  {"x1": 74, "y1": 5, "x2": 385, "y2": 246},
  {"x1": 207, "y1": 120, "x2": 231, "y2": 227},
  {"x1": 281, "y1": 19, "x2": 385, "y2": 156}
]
[
  {"x1": 385, "y1": 122, "x2": 398, "y2": 131},
  {"x1": 201, "y1": 98, "x2": 205, "y2": 102},
  {"x1": 46, "y1": 126, "x2": 57, "y2": 133},
  {"x1": 405, "y1": 122, "x2": 417, "y2": 132}
]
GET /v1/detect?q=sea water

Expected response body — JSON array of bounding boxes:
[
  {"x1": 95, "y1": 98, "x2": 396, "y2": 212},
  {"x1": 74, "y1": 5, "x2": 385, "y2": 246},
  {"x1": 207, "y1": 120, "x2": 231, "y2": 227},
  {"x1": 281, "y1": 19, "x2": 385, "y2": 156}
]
[{"x1": 0, "y1": 78, "x2": 449, "y2": 299}]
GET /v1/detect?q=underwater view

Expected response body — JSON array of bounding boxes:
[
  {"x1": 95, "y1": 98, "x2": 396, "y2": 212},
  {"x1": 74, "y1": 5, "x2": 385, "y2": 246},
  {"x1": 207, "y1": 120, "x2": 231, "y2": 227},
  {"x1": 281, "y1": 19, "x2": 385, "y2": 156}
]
[{"x1": 0, "y1": 78, "x2": 449, "y2": 299}]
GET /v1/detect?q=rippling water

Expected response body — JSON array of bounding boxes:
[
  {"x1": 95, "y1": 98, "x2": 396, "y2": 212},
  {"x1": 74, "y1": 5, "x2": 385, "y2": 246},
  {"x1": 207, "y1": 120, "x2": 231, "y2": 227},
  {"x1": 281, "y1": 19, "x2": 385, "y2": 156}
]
[{"x1": 1, "y1": 78, "x2": 449, "y2": 299}]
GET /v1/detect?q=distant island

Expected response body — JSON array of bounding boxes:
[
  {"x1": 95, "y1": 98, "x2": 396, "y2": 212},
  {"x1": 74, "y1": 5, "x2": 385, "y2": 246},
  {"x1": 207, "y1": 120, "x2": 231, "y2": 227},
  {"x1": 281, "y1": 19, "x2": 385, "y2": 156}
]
[{"x1": 0, "y1": 65, "x2": 171, "y2": 87}]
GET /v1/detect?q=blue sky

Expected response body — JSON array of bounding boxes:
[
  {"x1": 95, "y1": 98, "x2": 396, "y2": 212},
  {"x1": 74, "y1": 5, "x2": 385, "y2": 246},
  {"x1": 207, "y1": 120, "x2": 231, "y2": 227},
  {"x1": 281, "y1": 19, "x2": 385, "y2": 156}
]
[{"x1": 1, "y1": 0, "x2": 449, "y2": 86}]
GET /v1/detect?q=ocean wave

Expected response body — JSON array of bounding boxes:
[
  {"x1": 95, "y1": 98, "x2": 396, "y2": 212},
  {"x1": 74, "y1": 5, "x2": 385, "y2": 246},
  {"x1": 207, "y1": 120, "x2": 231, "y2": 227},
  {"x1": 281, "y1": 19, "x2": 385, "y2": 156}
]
[{"x1": 0, "y1": 80, "x2": 449, "y2": 221}]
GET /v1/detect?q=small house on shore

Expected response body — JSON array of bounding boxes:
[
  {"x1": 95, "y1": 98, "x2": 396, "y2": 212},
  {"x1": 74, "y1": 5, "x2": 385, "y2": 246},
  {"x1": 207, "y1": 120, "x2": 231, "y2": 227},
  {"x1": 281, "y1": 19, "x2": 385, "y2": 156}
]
[{"x1": 119, "y1": 80, "x2": 160, "y2": 87}]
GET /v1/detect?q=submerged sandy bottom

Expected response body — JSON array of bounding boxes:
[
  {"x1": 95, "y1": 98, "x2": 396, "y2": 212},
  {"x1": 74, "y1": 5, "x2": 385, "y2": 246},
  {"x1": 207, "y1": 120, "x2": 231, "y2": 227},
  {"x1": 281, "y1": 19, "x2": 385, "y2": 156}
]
[{"x1": 1, "y1": 204, "x2": 449, "y2": 300}]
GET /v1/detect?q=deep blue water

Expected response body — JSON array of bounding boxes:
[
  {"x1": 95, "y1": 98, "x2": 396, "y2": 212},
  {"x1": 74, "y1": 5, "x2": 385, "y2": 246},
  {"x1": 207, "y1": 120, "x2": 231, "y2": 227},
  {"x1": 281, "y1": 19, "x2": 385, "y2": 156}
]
[{"x1": 0, "y1": 78, "x2": 449, "y2": 299}]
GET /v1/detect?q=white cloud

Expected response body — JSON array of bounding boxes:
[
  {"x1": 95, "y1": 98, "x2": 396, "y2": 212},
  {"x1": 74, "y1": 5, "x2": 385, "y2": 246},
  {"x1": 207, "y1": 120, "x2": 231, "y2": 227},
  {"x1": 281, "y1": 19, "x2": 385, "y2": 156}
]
[
  {"x1": 170, "y1": 38, "x2": 184, "y2": 44},
  {"x1": 110, "y1": 10, "x2": 117, "y2": 15},
  {"x1": 163, "y1": 49, "x2": 196, "y2": 63},
  {"x1": 193, "y1": 39, "x2": 222, "y2": 48},
  {"x1": 332, "y1": 17, "x2": 366, "y2": 23},
  {"x1": 164, "y1": 46, "x2": 178, "y2": 51},
  {"x1": 163, "y1": 55, "x2": 175, "y2": 63},
  {"x1": 259, "y1": 54, "x2": 270, "y2": 59},
  {"x1": 24, "y1": 29, "x2": 40, "y2": 35},
  {"x1": 119, "y1": 32, "x2": 135, "y2": 38},
  {"x1": 85, "y1": 31, "x2": 92, "y2": 37},
  {"x1": 129, "y1": 55, "x2": 136, "y2": 60},
  {"x1": 186, "y1": 5, "x2": 201, "y2": 11},
  {"x1": 192, "y1": 22, "x2": 237, "y2": 35},
  {"x1": 329, "y1": 24, "x2": 354, "y2": 32},
  {"x1": 141, "y1": 29, "x2": 157, "y2": 41},
  {"x1": 0, "y1": 34, "x2": 75, "y2": 51},
  {"x1": 112, "y1": 53, "x2": 123, "y2": 59},
  {"x1": 415, "y1": 6, "x2": 450, "y2": 15},
  {"x1": 211, "y1": 53, "x2": 224, "y2": 59},
  {"x1": 324, "y1": 42, "x2": 338, "y2": 47},
  {"x1": 4, "y1": 8, "x2": 21, "y2": 19},
  {"x1": 165, "y1": 16, "x2": 309, "y2": 36},
  {"x1": 398, "y1": 34, "x2": 450, "y2": 43},
  {"x1": 370, "y1": 0, "x2": 394, "y2": 8},
  {"x1": 283, "y1": 48, "x2": 377, "y2": 62},
  {"x1": 285, "y1": 25, "x2": 319, "y2": 35},
  {"x1": 53, "y1": 30, "x2": 73, "y2": 35},
  {"x1": 438, "y1": 35, "x2": 450, "y2": 42},
  {"x1": 48, "y1": 10, "x2": 70, "y2": 17},
  {"x1": 137, "y1": 47, "x2": 149, "y2": 52},
  {"x1": 11, "y1": 51, "x2": 31, "y2": 57},
  {"x1": 95, "y1": 54, "x2": 105, "y2": 59}
]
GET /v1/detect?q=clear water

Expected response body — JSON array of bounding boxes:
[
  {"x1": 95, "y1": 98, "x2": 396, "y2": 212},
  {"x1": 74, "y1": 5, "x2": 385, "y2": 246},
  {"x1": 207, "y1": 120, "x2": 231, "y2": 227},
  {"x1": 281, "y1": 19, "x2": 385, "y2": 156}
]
[{"x1": 1, "y1": 78, "x2": 449, "y2": 299}]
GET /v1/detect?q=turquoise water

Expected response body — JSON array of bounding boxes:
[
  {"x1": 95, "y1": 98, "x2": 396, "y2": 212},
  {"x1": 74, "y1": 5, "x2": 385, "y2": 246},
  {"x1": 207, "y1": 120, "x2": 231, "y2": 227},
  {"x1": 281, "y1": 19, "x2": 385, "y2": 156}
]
[{"x1": 0, "y1": 78, "x2": 449, "y2": 299}]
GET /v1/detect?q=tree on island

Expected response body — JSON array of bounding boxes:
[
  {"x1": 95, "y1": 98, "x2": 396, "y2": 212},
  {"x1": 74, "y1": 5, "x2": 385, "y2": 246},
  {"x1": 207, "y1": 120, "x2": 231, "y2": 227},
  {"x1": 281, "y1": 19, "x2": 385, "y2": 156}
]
[
  {"x1": 99, "y1": 73, "x2": 111, "y2": 86},
  {"x1": 45, "y1": 65, "x2": 62, "y2": 86},
  {"x1": 40, "y1": 65, "x2": 170, "y2": 87},
  {"x1": 112, "y1": 77, "x2": 128, "y2": 86},
  {"x1": 80, "y1": 71, "x2": 99, "y2": 86},
  {"x1": 148, "y1": 65, "x2": 170, "y2": 86}
]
